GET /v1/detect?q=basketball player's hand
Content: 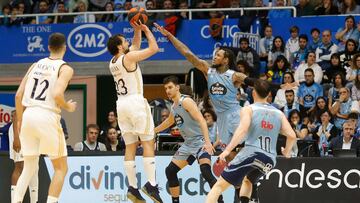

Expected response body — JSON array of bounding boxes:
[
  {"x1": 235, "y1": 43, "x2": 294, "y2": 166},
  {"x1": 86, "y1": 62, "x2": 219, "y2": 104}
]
[
  {"x1": 219, "y1": 149, "x2": 230, "y2": 161},
  {"x1": 281, "y1": 147, "x2": 291, "y2": 158},
  {"x1": 13, "y1": 137, "x2": 21, "y2": 152},
  {"x1": 139, "y1": 23, "x2": 150, "y2": 33},
  {"x1": 65, "y1": 99, "x2": 77, "y2": 112},
  {"x1": 203, "y1": 141, "x2": 215, "y2": 155},
  {"x1": 130, "y1": 20, "x2": 142, "y2": 30},
  {"x1": 153, "y1": 23, "x2": 170, "y2": 37}
]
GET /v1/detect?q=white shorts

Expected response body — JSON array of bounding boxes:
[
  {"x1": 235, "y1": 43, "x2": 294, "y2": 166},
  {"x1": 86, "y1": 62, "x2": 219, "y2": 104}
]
[
  {"x1": 20, "y1": 107, "x2": 67, "y2": 157},
  {"x1": 116, "y1": 94, "x2": 155, "y2": 145},
  {"x1": 8, "y1": 124, "x2": 24, "y2": 162}
]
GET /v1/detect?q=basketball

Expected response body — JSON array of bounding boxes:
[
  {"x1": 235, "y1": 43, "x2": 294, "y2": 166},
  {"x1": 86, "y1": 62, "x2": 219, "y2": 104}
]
[
  {"x1": 128, "y1": 7, "x2": 148, "y2": 24},
  {"x1": 212, "y1": 158, "x2": 228, "y2": 177}
]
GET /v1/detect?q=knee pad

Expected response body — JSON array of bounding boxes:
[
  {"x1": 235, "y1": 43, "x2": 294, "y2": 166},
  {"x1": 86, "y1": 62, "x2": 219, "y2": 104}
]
[
  {"x1": 200, "y1": 164, "x2": 217, "y2": 186},
  {"x1": 165, "y1": 162, "x2": 181, "y2": 187}
]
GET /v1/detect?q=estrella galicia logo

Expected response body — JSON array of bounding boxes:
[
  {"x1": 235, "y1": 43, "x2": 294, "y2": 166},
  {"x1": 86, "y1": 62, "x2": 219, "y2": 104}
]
[
  {"x1": 175, "y1": 114, "x2": 184, "y2": 127},
  {"x1": 67, "y1": 24, "x2": 112, "y2": 57},
  {"x1": 304, "y1": 94, "x2": 314, "y2": 103},
  {"x1": 210, "y1": 82, "x2": 227, "y2": 95}
]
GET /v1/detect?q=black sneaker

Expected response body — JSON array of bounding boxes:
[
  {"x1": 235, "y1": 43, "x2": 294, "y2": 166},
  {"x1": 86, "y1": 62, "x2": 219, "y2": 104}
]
[
  {"x1": 127, "y1": 186, "x2": 145, "y2": 203},
  {"x1": 141, "y1": 182, "x2": 163, "y2": 203}
]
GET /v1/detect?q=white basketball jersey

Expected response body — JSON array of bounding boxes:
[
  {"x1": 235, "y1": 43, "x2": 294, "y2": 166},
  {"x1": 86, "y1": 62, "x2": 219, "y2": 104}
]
[
  {"x1": 109, "y1": 55, "x2": 143, "y2": 98},
  {"x1": 22, "y1": 57, "x2": 66, "y2": 113}
]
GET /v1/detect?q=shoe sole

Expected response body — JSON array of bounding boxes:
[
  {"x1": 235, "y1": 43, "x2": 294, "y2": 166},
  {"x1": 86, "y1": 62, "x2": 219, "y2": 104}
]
[
  {"x1": 127, "y1": 192, "x2": 145, "y2": 203},
  {"x1": 141, "y1": 187, "x2": 162, "y2": 203}
]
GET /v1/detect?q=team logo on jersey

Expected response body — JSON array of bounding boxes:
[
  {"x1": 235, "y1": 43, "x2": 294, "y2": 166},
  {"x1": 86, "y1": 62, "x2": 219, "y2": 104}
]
[
  {"x1": 68, "y1": 24, "x2": 112, "y2": 57},
  {"x1": 304, "y1": 94, "x2": 314, "y2": 103},
  {"x1": 210, "y1": 82, "x2": 227, "y2": 95},
  {"x1": 174, "y1": 114, "x2": 184, "y2": 127}
]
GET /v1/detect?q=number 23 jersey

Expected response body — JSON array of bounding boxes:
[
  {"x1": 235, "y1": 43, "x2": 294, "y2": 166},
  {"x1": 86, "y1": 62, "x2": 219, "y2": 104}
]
[
  {"x1": 109, "y1": 54, "x2": 143, "y2": 99},
  {"x1": 22, "y1": 57, "x2": 66, "y2": 113}
]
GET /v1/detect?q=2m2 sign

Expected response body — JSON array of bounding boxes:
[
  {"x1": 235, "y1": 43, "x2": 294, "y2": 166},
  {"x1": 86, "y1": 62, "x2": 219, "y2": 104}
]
[{"x1": 67, "y1": 24, "x2": 112, "y2": 57}]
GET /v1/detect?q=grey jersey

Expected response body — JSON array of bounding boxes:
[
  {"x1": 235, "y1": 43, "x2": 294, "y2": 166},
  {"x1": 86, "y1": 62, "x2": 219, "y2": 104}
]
[
  {"x1": 245, "y1": 103, "x2": 283, "y2": 160},
  {"x1": 171, "y1": 95, "x2": 204, "y2": 147}
]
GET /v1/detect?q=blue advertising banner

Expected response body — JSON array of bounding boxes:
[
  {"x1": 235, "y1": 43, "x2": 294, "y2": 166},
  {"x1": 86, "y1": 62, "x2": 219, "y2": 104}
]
[
  {"x1": 0, "y1": 20, "x2": 240, "y2": 63},
  {"x1": 0, "y1": 16, "x2": 358, "y2": 64}
]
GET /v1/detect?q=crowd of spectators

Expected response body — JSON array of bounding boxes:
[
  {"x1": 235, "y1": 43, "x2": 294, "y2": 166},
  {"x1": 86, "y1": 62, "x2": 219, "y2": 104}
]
[{"x1": 1, "y1": 0, "x2": 360, "y2": 26}]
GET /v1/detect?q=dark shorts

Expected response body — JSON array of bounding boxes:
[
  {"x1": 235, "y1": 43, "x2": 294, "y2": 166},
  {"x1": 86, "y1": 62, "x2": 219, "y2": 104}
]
[{"x1": 221, "y1": 151, "x2": 274, "y2": 187}]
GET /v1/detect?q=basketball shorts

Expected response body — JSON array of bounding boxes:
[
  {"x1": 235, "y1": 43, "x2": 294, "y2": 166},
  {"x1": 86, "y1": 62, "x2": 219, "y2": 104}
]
[
  {"x1": 20, "y1": 107, "x2": 67, "y2": 158},
  {"x1": 221, "y1": 148, "x2": 275, "y2": 187},
  {"x1": 116, "y1": 94, "x2": 155, "y2": 145},
  {"x1": 217, "y1": 108, "x2": 241, "y2": 147},
  {"x1": 173, "y1": 142, "x2": 210, "y2": 165},
  {"x1": 8, "y1": 125, "x2": 24, "y2": 162}
]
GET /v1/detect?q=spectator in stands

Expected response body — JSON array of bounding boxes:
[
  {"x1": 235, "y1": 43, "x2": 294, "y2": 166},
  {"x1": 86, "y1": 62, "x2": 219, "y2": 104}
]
[
  {"x1": 298, "y1": 68, "x2": 323, "y2": 116},
  {"x1": 329, "y1": 120, "x2": 360, "y2": 151},
  {"x1": 203, "y1": 109, "x2": 221, "y2": 150},
  {"x1": 309, "y1": 96, "x2": 328, "y2": 126},
  {"x1": 194, "y1": 0, "x2": 216, "y2": 19},
  {"x1": 267, "y1": 55, "x2": 290, "y2": 84},
  {"x1": 54, "y1": 1, "x2": 74, "y2": 23},
  {"x1": 308, "y1": 28, "x2": 321, "y2": 52},
  {"x1": 105, "y1": 127, "x2": 125, "y2": 151},
  {"x1": 113, "y1": 0, "x2": 125, "y2": 21},
  {"x1": 69, "y1": 0, "x2": 89, "y2": 12},
  {"x1": 236, "y1": 60, "x2": 252, "y2": 77},
  {"x1": 290, "y1": 34, "x2": 309, "y2": 70},
  {"x1": 340, "y1": 0, "x2": 360, "y2": 14},
  {"x1": 73, "y1": 0, "x2": 95, "y2": 23},
  {"x1": 99, "y1": 110, "x2": 121, "y2": 143},
  {"x1": 348, "y1": 112, "x2": 360, "y2": 139},
  {"x1": 36, "y1": 0, "x2": 53, "y2": 24},
  {"x1": 145, "y1": 0, "x2": 157, "y2": 23},
  {"x1": 100, "y1": 1, "x2": 115, "y2": 22},
  {"x1": 340, "y1": 39, "x2": 358, "y2": 70},
  {"x1": 223, "y1": 0, "x2": 241, "y2": 18},
  {"x1": 315, "y1": 0, "x2": 340, "y2": 15},
  {"x1": 323, "y1": 53, "x2": 347, "y2": 83},
  {"x1": 131, "y1": 0, "x2": 146, "y2": 8},
  {"x1": 328, "y1": 72, "x2": 346, "y2": 108},
  {"x1": 259, "y1": 25, "x2": 274, "y2": 62},
  {"x1": 281, "y1": 89, "x2": 300, "y2": 118},
  {"x1": 224, "y1": 38, "x2": 261, "y2": 77},
  {"x1": 178, "y1": 0, "x2": 189, "y2": 19},
  {"x1": 268, "y1": 36, "x2": 286, "y2": 68},
  {"x1": 267, "y1": 0, "x2": 292, "y2": 19},
  {"x1": 314, "y1": 110, "x2": 339, "y2": 156},
  {"x1": 316, "y1": 30, "x2": 339, "y2": 70},
  {"x1": 296, "y1": 0, "x2": 316, "y2": 16},
  {"x1": 331, "y1": 87, "x2": 356, "y2": 129},
  {"x1": 351, "y1": 70, "x2": 360, "y2": 104},
  {"x1": 289, "y1": 109, "x2": 310, "y2": 140},
  {"x1": 0, "y1": 4, "x2": 13, "y2": 26},
  {"x1": 295, "y1": 52, "x2": 323, "y2": 84},
  {"x1": 74, "y1": 124, "x2": 107, "y2": 151},
  {"x1": 285, "y1": 26, "x2": 300, "y2": 62},
  {"x1": 335, "y1": 16, "x2": 360, "y2": 52},
  {"x1": 346, "y1": 53, "x2": 360, "y2": 82},
  {"x1": 274, "y1": 72, "x2": 298, "y2": 108}
]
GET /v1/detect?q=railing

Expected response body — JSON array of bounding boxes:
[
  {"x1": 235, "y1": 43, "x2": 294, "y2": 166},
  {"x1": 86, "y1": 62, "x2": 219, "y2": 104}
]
[{"x1": 0, "y1": 6, "x2": 297, "y2": 24}]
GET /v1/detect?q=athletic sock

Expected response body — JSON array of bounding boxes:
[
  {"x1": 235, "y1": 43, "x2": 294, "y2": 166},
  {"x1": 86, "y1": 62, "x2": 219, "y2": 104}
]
[
  {"x1": 124, "y1": 161, "x2": 137, "y2": 188},
  {"x1": 143, "y1": 157, "x2": 156, "y2": 186},
  {"x1": 11, "y1": 185, "x2": 16, "y2": 202},
  {"x1": 29, "y1": 170, "x2": 39, "y2": 203},
  {"x1": 46, "y1": 196, "x2": 58, "y2": 203},
  {"x1": 172, "y1": 196, "x2": 180, "y2": 203}
]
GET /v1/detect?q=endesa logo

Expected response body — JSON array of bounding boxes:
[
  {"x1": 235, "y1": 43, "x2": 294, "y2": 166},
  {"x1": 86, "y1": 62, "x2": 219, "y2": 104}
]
[
  {"x1": 67, "y1": 24, "x2": 112, "y2": 57},
  {"x1": 69, "y1": 165, "x2": 142, "y2": 190},
  {"x1": 264, "y1": 163, "x2": 360, "y2": 189}
]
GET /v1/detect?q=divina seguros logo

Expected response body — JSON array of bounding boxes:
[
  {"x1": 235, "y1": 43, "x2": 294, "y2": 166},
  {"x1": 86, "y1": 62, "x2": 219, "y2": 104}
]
[{"x1": 67, "y1": 24, "x2": 112, "y2": 57}]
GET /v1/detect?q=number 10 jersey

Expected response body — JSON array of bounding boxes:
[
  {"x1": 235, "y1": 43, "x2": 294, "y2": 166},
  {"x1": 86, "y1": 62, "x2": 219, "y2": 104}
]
[{"x1": 22, "y1": 57, "x2": 66, "y2": 114}]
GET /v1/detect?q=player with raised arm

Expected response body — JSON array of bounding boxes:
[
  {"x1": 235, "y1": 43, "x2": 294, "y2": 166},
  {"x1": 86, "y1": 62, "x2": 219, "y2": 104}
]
[
  {"x1": 107, "y1": 21, "x2": 162, "y2": 203},
  {"x1": 155, "y1": 75, "x2": 223, "y2": 203},
  {"x1": 206, "y1": 79, "x2": 297, "y2": 203},
  {"x1": 13, "y1": 32, "x2": 77, "y2": 203}
]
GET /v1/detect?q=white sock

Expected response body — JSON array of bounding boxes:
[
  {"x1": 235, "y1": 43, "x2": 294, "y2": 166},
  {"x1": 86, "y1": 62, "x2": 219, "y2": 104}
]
[
  {"x1": 29, "y1": 168, "x2": 39, "y2": 203},
  {"x1": 143, "y1": 157, "x2": 156, "y2": 186},
  {"x1": 11, "y1": 185, "x2": 16, "y2": 203},
  {"x1": 13, "y1": 156, "x2": 39, "y2": 203},
  {"x1": 46, "y1": 196, "x2": 58, "y2": 203},
  {"x1": 124, "y1": 161, "x2": 137, "y2": 188}
]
